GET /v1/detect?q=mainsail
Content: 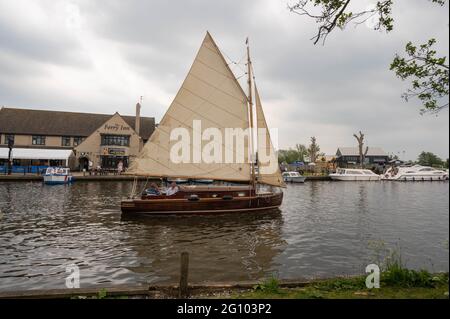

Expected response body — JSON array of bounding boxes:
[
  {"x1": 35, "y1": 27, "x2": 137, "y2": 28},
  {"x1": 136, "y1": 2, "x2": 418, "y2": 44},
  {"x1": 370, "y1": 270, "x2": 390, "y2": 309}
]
[
  {"x1": 126, "y1": 32, "x2": 251, "y2": 181},
  {"x1": 255, "y1": 86, "x2": 285, "y2": 187}
]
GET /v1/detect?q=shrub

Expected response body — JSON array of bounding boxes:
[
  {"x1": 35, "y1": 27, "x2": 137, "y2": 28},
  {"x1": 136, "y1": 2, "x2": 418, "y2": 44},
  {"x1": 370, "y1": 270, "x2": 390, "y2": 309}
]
[{"x1": 254, "y1": 276, "x2": 280, "y2": 294}]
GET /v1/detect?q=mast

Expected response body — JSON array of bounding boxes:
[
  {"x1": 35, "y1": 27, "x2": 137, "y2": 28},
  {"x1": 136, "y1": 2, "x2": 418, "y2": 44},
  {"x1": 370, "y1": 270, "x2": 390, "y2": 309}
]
[{"x1": 246, "y1": 38, "x2": 257, "y2": 190}]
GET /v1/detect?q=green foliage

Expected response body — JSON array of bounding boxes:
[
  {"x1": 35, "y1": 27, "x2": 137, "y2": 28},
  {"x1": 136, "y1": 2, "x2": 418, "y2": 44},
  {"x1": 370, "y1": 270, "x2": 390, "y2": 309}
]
[
  {"x1": 368, "y1": 241, "x2": 444, "y2": 288},
  {"x1": 417, "y1": 151, "x2": 444, "y2": 167},
  {"x1": 308, "y1": 136, "x2": 321, "y2": 163},
  {"x1": 278, "y1": 149, "x2": 301, "y2": 164},
  {"x1": 278, "y1": 139, "x2": 323, "y2": 164},
  {"x1": 289, "y1": 0, "x2": 449, "y2": 114},
  {"x1": 97, "y1": 288, "x2": 108, "y2": 299},
  {"x1": 288, "y1": 0, "x2": 395, "y2": 44},
  {"x1": 253, "y1": 276, "x2": 281, "y2": 294},
  {"x1": 382, "y1": 261, "x2": 434, "y2": 288},
  {"x1": 295, "y1": 143, "x2": 309, "y2": 162},
  {"x1": 391, "y1": 39, "x2": 449, "y2": 113}
]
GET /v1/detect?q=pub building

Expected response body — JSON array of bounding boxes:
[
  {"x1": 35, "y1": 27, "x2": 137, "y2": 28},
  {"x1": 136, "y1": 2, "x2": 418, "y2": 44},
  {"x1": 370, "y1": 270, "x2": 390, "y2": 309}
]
[{"x1": 0, "y1": 104, "x2": 155, "y2": 172}]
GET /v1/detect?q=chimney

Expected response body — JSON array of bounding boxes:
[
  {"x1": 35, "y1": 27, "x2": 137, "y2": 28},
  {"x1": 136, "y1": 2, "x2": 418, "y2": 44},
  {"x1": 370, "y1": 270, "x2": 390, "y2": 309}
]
[{"x1": 135, "y1": 102, "x2": 141, "y2": 137}]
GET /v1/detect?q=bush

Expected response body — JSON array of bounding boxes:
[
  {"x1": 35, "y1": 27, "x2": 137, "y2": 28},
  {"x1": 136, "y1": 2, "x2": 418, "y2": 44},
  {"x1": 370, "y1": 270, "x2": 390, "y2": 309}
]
[
  {"x1": 254, "y1": 276, "x2": 280, "y2": 294},
  {"x1": 382, "y1": 254, "x2": 434, "y2": 288}
]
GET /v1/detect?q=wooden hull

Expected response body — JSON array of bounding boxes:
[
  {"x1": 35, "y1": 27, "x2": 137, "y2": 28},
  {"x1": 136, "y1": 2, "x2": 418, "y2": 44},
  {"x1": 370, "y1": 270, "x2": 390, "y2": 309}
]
[{"x1": 121, "y1": 191, "x2": 283, "y2": 215}]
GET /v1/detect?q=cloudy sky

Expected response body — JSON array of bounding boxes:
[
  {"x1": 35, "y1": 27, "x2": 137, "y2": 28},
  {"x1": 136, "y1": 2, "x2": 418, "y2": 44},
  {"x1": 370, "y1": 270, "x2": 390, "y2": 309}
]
[{"x1": 0, "y1": 0, "x2": 448, "y2": 160}]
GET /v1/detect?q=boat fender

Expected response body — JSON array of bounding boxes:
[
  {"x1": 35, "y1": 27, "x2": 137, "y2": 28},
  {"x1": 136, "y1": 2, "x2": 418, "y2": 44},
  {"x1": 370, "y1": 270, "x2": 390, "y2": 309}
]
[
  {"x1": 222, "y1": 195, "x2": 233, "y2": 200},
  {"x1": 188, "y1": 194, "x2": 199, "y2": 201}
]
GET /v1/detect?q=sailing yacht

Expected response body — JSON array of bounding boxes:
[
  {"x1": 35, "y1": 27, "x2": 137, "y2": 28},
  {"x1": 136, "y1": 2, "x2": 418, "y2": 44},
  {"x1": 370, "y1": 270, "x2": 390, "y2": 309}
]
[{"x1": 121, "y1": 32, "x2": 285, "y2": 215}]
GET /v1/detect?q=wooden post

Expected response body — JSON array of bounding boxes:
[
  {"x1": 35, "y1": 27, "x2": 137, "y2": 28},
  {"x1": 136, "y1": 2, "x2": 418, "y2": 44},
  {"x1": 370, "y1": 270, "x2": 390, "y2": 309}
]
[{"x1": 179, "y1": 252, "x2": 189, "y2": 298}]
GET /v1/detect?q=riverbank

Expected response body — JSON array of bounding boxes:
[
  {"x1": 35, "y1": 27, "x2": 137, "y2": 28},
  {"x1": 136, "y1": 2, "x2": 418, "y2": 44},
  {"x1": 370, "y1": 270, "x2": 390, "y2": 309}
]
[
  {"x1": 0, "y1": 174, "x2": 331, "y2": 182},
  {"x1": 0, "y1": 274, "x2": 447, "y2": 299},
  {"x1": 0, "y1": 174, "x2": 150, "y2": 182}
]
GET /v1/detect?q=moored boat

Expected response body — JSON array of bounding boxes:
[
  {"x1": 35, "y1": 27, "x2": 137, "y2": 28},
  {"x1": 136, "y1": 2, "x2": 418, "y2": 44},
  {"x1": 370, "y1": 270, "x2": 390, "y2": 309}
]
[
  {"x1": 282, "y1": 171, "x2": 306, "y2": 183},
  {"x1": 329, "y1": 168, "x2": 380, "y2": 181},
  {"x1": 382, "y1": 165, "x2": 449, "y2": 181},
  {"x1": 43, "y1": 167, "x2": 74, "y2": 185},
  {"x1": 121, "y1": 32, "x2": 285, "y2": 215}
]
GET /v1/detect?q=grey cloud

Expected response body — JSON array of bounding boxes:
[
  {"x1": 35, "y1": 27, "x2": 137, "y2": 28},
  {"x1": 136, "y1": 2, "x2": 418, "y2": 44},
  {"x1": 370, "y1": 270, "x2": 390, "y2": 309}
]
[{"x1": 0, "y1": 0, "x2": 448, "y2": 159}]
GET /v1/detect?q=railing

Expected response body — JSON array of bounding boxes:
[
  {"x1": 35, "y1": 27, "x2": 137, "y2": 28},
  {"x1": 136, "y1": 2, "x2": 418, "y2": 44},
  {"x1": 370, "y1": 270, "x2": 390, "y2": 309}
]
[{"x1": 0, "y1": 165, "x2": 49, "y2": 175}]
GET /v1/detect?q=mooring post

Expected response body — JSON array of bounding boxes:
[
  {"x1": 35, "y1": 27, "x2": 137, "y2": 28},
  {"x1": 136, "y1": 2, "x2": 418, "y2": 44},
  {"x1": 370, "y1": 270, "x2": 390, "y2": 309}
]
[{"x1": 179, "y1": 251, "x2": 189, "y2": 298}]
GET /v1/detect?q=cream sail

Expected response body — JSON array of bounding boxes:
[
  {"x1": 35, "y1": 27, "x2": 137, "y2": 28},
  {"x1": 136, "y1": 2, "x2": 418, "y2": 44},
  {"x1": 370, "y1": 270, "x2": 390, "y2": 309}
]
[
  {"x1": 127, "y1": 32, "x2": 251, "y2": 181},
  {"x1": 127, "y1": 32, "x2": 282, "y2": 186},
  {"x1": 255, "y1": 86, "x2": 285, "y2": 187}
]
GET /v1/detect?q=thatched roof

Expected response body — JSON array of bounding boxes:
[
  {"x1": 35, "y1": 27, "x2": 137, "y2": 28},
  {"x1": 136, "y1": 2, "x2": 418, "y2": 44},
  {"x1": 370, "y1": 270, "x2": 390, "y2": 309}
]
[{"x1": 0, "y1": 107, "x2": 155, "y2": 139}]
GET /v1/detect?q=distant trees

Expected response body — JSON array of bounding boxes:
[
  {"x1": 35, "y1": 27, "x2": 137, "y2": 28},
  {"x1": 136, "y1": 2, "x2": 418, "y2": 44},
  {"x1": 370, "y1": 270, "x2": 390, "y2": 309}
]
[
  {"x1": 417, "y1": 151, "x2": 445, "y2": 167},
  {"x1": 295, "y1": 144, "x2": 309, "y2": 162},
  {"x1": 278, "y1": 149, "x2": 301, "y2": 164},
  {"x1": 308, "y1": 137, "x2": 321, "y2": 163},
  {"x1": 353, "y1": 131, "x2": 369, "y2": 168},
  {"x1": 278, "y1": 137, "x2": 323, "y2": 164}
]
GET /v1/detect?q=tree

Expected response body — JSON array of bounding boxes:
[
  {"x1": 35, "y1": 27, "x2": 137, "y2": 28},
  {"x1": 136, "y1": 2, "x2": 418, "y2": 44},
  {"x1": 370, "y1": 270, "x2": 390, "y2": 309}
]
[
  {"x1": 353, "y1": 131, "x2": 369, "y2": 168},
  {"x1": 308, "y1": 136, "x2": 321, "y2": 163},
  {"x1": 417, "y1": 151, "x2": 444, "y2": 167},
  {"x1": 288, "y1": 0, "x2": 449, "y2": 113},
  {"x1": 278, "y1": 149, "x2": 302, "y2": 164},
  {"x1": 391, "y1": 39, "x2": 449, "y2": 114},
  {"x1": 295, "y1": 143, "x2": 309, "y2": 162},
  {"x1": 445, "y1": 158, "x2": 449, "y2": 169}
]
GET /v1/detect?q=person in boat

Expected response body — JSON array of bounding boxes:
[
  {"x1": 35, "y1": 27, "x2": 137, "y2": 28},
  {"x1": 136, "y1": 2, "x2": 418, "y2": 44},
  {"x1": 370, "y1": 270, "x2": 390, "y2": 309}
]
[
  {"x1": 166, "y1": 181, "x2": 179, "y2": 196},
  {"x1": 145, "y1": 183, "x2": 161, "y2": 196}
]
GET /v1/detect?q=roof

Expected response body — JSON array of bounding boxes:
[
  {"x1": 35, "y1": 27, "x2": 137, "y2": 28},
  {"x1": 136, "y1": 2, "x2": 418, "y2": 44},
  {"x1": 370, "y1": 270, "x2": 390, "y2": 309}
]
[
  {"x1": 0, "y1": 107, "x2": 155, "y2": 139},
  {"x1": 0, "y1": 148, "x2": 73, "y2": 160},
  {"x1": 336, "y1": 147, "x2": 387, "y2": 157}
]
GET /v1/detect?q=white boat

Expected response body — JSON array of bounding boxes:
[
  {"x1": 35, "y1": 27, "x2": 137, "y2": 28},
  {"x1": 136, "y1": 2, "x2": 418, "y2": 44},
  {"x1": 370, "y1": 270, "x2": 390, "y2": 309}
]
[
  {"x1": 382, "y1": 165, "x2": 449, "y2": 181},
  {"x1": 282, "y1": 171, "x2": 306, "y2": 183},
  {"x1": 43, "y1": 167, "x2": 74, "y2": 185},
  {"x1": 329, "y1": 168, "x2": 381, "y2": 181}
]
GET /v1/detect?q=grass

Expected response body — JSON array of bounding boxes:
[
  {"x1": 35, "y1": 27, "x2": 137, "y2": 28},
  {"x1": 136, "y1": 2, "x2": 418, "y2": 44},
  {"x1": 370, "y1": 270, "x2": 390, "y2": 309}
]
[
  {"x1": 234, "y1": 273, "x2": 449, "y2": 299},
  {"x1": 235, "y1": 249, "x2": 449, "y2": 300}
]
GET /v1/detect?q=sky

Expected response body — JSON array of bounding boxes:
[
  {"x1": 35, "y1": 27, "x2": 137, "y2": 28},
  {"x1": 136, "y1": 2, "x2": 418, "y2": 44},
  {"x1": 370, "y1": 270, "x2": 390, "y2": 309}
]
[{"x1": 0, "y1": 0, "x2": 448, "y2": 160}]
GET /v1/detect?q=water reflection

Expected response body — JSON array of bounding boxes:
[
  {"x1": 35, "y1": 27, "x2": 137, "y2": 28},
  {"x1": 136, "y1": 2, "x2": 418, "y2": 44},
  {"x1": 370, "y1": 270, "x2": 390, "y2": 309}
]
[
  {"x1": 121, "y1": 211, "x2": 286, "y2": 283},
  {"x1": 0, "y1": 181, "x2": 448, "y2": 291}
]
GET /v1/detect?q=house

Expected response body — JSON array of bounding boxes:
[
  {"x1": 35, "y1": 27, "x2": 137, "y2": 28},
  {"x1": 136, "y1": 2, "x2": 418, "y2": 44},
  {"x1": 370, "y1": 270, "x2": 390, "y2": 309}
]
[
  {"x1": 335, "y1": 147, "x2": 389, "y2": 168},
  {"x1": 0, "y1": 105, "x2": 155, "y2": 171}
]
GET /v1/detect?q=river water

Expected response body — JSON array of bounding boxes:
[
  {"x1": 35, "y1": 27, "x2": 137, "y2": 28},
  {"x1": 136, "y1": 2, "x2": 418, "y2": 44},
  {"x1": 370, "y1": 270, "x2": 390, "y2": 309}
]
[{"x1": 0, "y1": 181, "x2": 448, "y2": 291}]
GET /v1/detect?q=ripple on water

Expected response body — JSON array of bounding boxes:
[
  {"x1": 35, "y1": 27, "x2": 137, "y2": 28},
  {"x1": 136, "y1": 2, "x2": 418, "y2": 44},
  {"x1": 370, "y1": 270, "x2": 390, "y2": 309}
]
[{"x1": 0, "y1": 181, "x2": 448, "y2": 291}]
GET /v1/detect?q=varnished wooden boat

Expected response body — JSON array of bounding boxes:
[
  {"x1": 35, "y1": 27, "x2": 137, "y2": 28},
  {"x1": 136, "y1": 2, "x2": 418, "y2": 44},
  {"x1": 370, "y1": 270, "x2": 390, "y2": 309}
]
[
  {"x1": 121, "y1": 185, "x2": 283, "y2": 215},
  {"x1": 120, "y1": 33, "x2": 285, "y2": 216}
]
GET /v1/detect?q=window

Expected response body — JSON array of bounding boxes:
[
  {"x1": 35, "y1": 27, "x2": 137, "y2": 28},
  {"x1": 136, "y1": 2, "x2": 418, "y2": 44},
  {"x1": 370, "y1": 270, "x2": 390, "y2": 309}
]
[
  {"x1": 101, "y1": 134, "x2": 130, "y2": 146},
  {"x1": 4, "y1": 134, "x2": 14, "y2": 145},
  {"x1": 73, "y1": 137, "x2": 84, "y2": 146},
  {"x1": 61, "y1": 136, "x2": 71, "y2": 147},
  {"x1": 32, "y1": 135, "x2": 46, "y2": 145}
]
